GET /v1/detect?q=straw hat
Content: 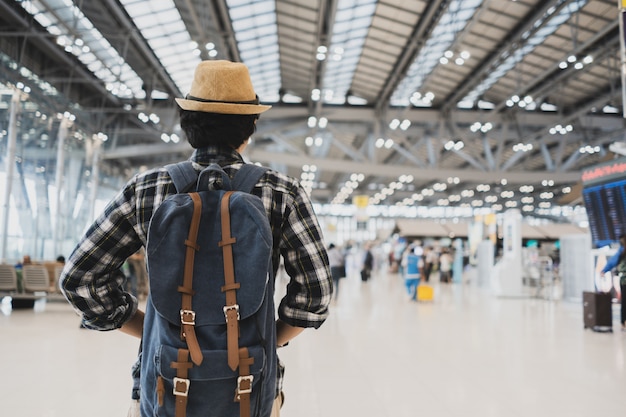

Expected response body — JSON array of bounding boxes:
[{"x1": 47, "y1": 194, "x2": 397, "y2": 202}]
[{"x1": 175, "y1": 60, "x2": 271, "y2": 114}]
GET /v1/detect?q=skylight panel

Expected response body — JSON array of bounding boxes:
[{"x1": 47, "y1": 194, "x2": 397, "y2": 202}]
[
  {"x1": 390, "y1": 0, "x2": 482, "y2": 106},
  {"x1": 225, "y1": 0, "x2": 280, "y2": 102},
  {"x1": 460, "y1": 0, "x2": 587, "y2": 106},
  {"x1": 322, "y1": 0, "x2": 377, "y2": 104},
  {"x1": 19, "y1": 0, "x2": 146, "y2": 99},
  {"x1": 120, "y1": 0, "x2": 200, "y2": 95},
  {"x1": 229, "y1": 2, "x2": 274, "y2": 19},
  {"x1": 239, "y1": 36, "x2": 276, "y2": 51},
  {"x1": 236, "y1": 25, "x2": 276, "y2": 42}
]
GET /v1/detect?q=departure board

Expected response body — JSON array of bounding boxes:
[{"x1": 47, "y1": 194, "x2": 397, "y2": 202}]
[
  {"x1": 581, "y1": 157, "x2": 626, "y2": 248},
  {"x1": 582, "y1": 179, "x2": 626, "y2": 247}
]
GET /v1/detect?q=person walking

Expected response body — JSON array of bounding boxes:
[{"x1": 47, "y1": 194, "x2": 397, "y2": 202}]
[
  {"x1": 601, "y1": 233, "x2": 626, "y2": 331},
  {"x1": 60, "y1": 60, "x2": 333, "y2": 416},
  {"x1": 327, "y1": 243, "x2": 346, "y2": 300},
  {"x1": 439, "y1": 248, "x2": 453, "y2": 283},
  {"x1": 403, "y1": 246, "x2": 423, "y2": 301}
]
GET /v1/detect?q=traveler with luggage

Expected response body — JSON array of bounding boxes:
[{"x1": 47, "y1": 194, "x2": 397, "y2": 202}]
[
  {"x1": 60, "y1": 60, "x2": 333, "y2": 417},
  {"x1": 601, "y1": 233, "x2": 626, "y2": 332},
  {"x1": 361, "y1": 243, "x2": 374, "y2": 281},
  {"x1": 403, "y1": 246, "x2": 422, "y2": 301}
]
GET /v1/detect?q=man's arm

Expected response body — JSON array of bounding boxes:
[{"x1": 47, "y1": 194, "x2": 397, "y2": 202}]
[
  {"x1": 602, "y1": 247, "x2": 624, "y2": 273},
  {"x1": 276, "y1": 319, "x2": 304, "y2": 347},
  {"x1": 120, "y1": 309, "x2": 145, "y2": 338}
]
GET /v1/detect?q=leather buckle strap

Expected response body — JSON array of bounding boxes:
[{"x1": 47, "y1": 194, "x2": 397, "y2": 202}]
[
  {"x1": 223, "y1": 304, "x2": 240, "y2": 321},
  {"x1": 178, "y1": 193, "x2": 203, "y2": 367},
  {"x1": 173, "y1": 377, "x2": 190, "y2": 397},
  {"x1": 235, "y1": 348, "x2": 255, "y2": 417},
  {"x1": 180, "y1": 309, "x2": 196, "y2": 325},
  {"x1": 219, "y1": 191, "x2": 241, "y2": 371},
  {"x1": 236, "y1": 375, "x2": 254, "y2": 397},
  {"x1": 170, "y1": 349, "x2": 193, "y2": 417}
]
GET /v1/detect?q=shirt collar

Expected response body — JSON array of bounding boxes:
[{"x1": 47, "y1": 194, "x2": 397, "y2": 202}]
[{"x1": 190, "y1": 145, "x2": 244, "y2": 167}]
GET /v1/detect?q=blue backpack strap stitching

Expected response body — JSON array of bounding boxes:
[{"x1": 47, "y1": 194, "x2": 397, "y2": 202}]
[
  {"x1": 232, "y1": 164, "x2": 268, "y2": 193},
  {"x1": 165, "y1": 161, "x2": 198, "y2": 193}
]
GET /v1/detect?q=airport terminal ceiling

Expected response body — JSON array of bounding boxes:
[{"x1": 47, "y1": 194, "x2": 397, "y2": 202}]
[{"x1": 0, "y1": 0, "x2": 625, "y2": 220}]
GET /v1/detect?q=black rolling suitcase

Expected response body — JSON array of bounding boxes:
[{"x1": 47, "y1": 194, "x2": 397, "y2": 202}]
[{"x1": 583, "y1": 291, "x2": 612, "y2": 332}]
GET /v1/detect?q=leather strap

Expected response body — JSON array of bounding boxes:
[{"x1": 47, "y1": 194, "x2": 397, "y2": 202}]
[
  {"x1": 218, "y1": 191, "x2": 241, "y2": 371},
  {"x1": 171, "y1": 349, "x2": 193, "y2": 417},
  {"x1": 178, "y1": 192, "x2": 203, "y2": 366},
  {"x1": 235, "y1": 347, "x2": 255, "y2": 417}
]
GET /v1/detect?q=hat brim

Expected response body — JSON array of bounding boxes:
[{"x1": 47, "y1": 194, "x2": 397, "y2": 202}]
[{"x1": 175, "y1": 98, "x2": 271, "y2": 114}]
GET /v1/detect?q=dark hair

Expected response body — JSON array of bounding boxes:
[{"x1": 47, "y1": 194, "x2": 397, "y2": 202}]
[{"x1": 179, "y1": 109, "x2": 259, "y2": 149}]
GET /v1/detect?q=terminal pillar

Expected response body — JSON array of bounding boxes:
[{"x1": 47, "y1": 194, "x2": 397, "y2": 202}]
[
  {"x1": 560, "y1": 233, "x2": 594, "y2": 302},
  {"x1": 0, "y1": 90, "x2": 20, "y2": 261},
  {"x1": 493, "y1": 209, "x2": 523, "y2": 297}
]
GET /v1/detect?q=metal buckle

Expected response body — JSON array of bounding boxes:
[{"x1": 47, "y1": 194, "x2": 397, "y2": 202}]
[
  {"x1": 180, "y1": 309, "x2": 196, "y2": 325},
  {"x1": 173, "y1": 377, "x2": 190, "y2": 397},
  {"x1": 223, "y1": 304, "x2": 240, "y2": 321},
  {"x1": 237, "y1": 375, "x2": 254, "y2": 396}
]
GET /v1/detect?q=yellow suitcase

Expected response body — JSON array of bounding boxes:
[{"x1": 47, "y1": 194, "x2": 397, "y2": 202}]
[{"x1": 417, "y1": 284, "x2": 434, "y2": 301}]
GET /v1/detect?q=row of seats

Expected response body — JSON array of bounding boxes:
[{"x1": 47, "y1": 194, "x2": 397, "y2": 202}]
[{"x1": 0, "y1": 263, "x2": 64, "y2": 300}]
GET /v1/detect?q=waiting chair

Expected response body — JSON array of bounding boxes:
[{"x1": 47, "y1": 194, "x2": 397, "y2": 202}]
[
  {"x1": 22, "y1": 265, "x2": 50, "y2": 293},
  {"x1": 0, "y1": 264, "x2": 18, "y2": 293}
]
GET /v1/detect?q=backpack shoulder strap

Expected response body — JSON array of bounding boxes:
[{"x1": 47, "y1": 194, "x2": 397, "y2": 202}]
[
  {"x1": 165, "y1": 161, "x2": 198, "y2": 193},
  {"x1": 232, "y1": 164, "x2": 268, "y2": 193}
]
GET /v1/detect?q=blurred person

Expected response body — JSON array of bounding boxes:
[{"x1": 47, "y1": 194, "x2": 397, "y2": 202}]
[
  {"x1": 361, "y1": 243, "x2": 374, "y2": 281},
  {"x1": 439, "y1": 248, "x2": 453, "y2": 283},
  {"x1": 404, "y1": 246, "x2": 423, "y2": 301},
  {"x1": 601, "y1": 233, "x2": 626, "y2": 331},
  {"x1": 327, "y1": 243, "x2": 346, "y2": 300},
  {"x1": 423, "y1": 246, "x2": 438, "y2": 282}
]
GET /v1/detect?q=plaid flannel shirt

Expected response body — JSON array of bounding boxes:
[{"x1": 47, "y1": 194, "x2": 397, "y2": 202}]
[{"x1": 60, "y1": 145, "x2": 332, "y2": 331}]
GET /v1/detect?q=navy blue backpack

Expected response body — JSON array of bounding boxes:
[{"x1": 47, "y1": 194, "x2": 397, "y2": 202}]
[{"x1": 141, "y1": 162, "x2": 277, "y2": 417}]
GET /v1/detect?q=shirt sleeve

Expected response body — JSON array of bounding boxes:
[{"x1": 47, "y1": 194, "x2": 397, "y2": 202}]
[
  {"x1": 601, "y1": 247, "x2": 624, "y2": 274},
  {"x1": 277, "y1": 182, "x2": 333, "y2": 329},
  {"x1": 59, "y1": 178, "x2": 143, "y2": 331}
]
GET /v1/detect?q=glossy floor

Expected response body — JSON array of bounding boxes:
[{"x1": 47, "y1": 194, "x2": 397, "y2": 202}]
[{"x1": 1, "y1": 268, "x2": 625, "y2": 417}]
